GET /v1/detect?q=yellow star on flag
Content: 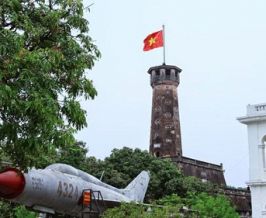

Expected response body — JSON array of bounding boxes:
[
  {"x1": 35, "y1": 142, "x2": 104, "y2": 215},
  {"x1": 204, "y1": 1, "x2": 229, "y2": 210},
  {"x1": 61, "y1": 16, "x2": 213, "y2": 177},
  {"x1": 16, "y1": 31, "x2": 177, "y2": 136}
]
[{"x1": 149, "y1": 37, "x2": 156, "y2": 46}]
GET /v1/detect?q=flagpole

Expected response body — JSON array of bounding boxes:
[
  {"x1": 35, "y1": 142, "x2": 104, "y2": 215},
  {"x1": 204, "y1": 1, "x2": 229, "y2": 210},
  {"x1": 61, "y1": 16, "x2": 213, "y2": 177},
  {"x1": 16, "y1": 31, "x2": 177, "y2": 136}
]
[{"x1": 162, "y1": 24, "x2": 166, "y2": 65}]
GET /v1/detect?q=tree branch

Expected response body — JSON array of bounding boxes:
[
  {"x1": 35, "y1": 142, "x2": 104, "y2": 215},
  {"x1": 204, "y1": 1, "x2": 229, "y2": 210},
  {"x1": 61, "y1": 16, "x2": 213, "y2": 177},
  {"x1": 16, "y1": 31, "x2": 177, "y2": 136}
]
[{"x1": 49, "y1": 0, "x2": 53, "y2": 10}]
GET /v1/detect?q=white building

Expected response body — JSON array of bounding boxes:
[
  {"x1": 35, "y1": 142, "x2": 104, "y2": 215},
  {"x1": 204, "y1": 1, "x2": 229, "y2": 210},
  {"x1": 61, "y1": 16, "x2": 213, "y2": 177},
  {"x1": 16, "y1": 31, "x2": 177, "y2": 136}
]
[{"x1": 238, "y1": 103, "x2": 266, "y2": 218}]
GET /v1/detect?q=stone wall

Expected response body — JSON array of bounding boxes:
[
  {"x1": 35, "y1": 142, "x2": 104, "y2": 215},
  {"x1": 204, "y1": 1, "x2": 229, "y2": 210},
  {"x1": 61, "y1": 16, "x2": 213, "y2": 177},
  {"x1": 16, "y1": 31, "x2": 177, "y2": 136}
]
[{"x1": 171, "y1": 155, "x2": 226, "y2": 186}]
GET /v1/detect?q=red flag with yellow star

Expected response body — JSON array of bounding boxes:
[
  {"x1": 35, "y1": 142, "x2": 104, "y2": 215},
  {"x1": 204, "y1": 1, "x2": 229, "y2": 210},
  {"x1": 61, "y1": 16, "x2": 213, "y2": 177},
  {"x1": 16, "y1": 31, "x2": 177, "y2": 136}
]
[{"x1": 143, "y1": 30, "x2": 163, "y2": 51}]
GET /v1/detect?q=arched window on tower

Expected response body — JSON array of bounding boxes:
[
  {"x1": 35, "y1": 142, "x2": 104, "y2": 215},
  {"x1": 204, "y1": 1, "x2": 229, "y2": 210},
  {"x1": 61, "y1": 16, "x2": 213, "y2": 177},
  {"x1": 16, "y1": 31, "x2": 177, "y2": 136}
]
[
  {"x1": 155, "y1": 151, "x2": 160, "y2": 157},
  {"x1": 154, "y1": 137, "x2": 161, "y2": 157},
  {"x1": 166, "y1": 69, "x2": 171, "y2": 80},
  {"x1": 154, "y1": 137, "x2": 161, "y2": 147}
]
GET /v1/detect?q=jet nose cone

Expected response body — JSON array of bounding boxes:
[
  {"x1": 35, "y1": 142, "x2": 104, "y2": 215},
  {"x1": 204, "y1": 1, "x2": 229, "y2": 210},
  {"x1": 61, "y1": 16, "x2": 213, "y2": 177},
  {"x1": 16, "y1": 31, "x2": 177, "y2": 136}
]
[{"x1": 0, "y1": 168, "x2": 25, "y2": 198}]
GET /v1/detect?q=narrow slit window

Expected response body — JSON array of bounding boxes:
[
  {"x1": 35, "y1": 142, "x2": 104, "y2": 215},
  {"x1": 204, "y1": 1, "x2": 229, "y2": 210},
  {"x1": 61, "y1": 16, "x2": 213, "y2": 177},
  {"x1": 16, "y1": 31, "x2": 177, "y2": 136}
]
[{"x1": 262, "y1": 135, "x2": 266, "y2": 168}]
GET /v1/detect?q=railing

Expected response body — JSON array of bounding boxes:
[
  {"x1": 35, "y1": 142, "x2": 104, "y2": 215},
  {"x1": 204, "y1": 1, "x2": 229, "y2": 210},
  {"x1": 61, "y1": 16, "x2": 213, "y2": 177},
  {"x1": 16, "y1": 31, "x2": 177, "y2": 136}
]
[
  {"x1": 247, "y1": 103, "x2": 266, "y2": 115},
  {"x1": 150, "y1": 68, "x2": 179, "y2": 86},
  {"x1": 81, "y1": 189, "x2": 105, "y2": 218}
]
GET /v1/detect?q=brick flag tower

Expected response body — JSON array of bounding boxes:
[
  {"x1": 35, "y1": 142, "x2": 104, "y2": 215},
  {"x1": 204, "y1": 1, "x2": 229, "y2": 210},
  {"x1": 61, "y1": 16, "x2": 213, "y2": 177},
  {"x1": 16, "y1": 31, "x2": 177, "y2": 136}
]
[
  {"x1": 147, "y1": 63, "x2": 227, "y2": 186},
  {"x1": 148, "y1": 64, "x2": 182, "y2": 157}
]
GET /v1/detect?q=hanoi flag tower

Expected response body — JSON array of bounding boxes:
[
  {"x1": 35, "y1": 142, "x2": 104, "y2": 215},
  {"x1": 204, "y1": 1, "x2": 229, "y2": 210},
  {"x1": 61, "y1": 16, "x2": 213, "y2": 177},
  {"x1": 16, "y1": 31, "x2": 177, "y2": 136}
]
[
  {"x1": 144, "y1": 28, "x2": 225, "y2": 185},
  {"x1": 148, "y1": 64, "x2": 183, "y2": 157}
]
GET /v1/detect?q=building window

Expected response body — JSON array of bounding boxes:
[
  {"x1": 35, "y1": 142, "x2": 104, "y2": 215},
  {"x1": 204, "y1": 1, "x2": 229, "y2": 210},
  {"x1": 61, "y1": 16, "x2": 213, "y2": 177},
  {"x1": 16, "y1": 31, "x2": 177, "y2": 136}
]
[
  {"x1": 155, "y1": 136, "x2": 162, "y2": 144},
  {"x1": 164, "y1": 112, "x2": 172, "y2": 119},
  {"x1": 165, "y1": 124, "x2": 173, "y2": 129},
  {"x1": 153, "y1": 133, "x2": 159, "y2": 139},
  {"x1": 201, "y1": 172, "x2": 207, "y2": 183},
  {"x1": 262, "y1": 135, "x2": 266, "y2": 169},
  {"x1": 154, "y1": 143, "x2": 161, "y2": 148},
  {"x1": 155, "y1": 106, "x2": 161, "y2": 112},
  {"x1": 165, "y1": 99, "x2": 172, "y2": 105},
  {"x1": 166, "y1": 139, "x2": 172, "y2": 143},
  {"x1": 154, "y1": 119, "x2": 160, "y2": 125},
  {"x1": 166, "y1": 70, "x2": 170, "y2": 79}
]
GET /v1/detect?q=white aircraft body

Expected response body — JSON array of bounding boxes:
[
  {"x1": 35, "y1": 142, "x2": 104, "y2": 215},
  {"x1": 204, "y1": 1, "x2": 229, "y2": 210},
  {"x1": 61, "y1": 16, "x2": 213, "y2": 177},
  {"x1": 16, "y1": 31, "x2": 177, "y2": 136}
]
[{"x1": 0, "y1": 163, "x2": 150, "y2": 217}]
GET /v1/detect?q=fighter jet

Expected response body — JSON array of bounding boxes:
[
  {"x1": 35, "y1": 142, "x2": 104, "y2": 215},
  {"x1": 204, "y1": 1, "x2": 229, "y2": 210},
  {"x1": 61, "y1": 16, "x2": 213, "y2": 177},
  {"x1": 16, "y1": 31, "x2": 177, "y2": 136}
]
[{"x1": 0, "y1": 163, "x2": 150, "y2": 217}]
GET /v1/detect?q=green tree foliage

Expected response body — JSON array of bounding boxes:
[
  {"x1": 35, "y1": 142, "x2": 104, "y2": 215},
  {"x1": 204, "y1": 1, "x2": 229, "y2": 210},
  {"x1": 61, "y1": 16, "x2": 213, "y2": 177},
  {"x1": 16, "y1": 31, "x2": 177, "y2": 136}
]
[
  {"x1": 156, "y1": 194, "x2": 184, "y2": 207},
  {"x1": 103, "y1": 194, "x2": 239, "y2": 218},
  {"x1": 182, "y1": 176, "x2": 220, "y2": 195},
  {"x1": 157, "y1": 193, "x2": 239, "y2": 217},
  {"x1": 0, "y1": 202, "x2": 36, "y2": 218},
  {"x1": 188, "y1": 193, "x2": 239, "y2": 218},
  {"x1": 14, "y1": 206, "x2": 36, "y2": 218},
  {"x1": 56, "y1": 140, "x2": 88, "y2": 170},
  {"x1": 86, "y1": 147, "x2": 219, "y2": 202},
  {"x1": 0, "y1": 201, "x2": 14, "y2": 218},
  {"x1": 102, "y1": 202, "x2": 182, "y2": 218},
  {"x1": 0, "y1": 0, "x2": 100, "y2": 169}
]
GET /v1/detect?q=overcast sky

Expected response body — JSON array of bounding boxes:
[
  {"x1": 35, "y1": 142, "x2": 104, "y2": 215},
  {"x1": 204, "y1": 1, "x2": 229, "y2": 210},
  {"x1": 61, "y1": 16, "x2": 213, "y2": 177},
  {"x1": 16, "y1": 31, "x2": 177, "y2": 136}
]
[{"x1": 76, "y1": 0, "x2": 266, "y2": 187}]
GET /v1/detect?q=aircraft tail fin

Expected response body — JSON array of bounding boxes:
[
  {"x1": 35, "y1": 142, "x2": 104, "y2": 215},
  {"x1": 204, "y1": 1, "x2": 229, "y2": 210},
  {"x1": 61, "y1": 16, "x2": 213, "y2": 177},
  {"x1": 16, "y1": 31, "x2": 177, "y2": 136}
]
[{"x1": 122, "y1": 171, "x2": 150, "y2": 203}]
